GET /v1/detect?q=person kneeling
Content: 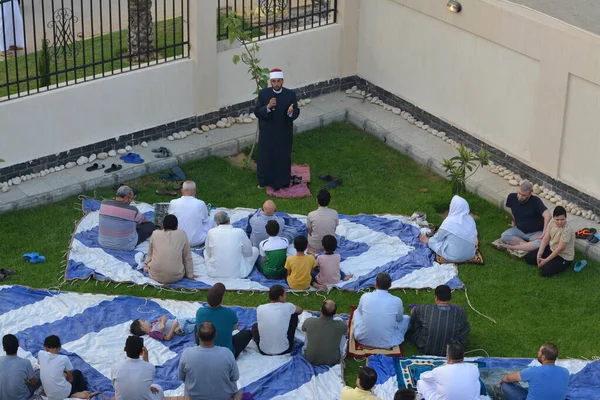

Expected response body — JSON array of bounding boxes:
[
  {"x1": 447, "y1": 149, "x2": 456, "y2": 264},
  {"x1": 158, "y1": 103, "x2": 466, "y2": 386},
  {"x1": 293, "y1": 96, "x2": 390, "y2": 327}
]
[
  {"x1": 144, "y1": 214, "x2": 194, "y2": 284},
  {"x1": 523, "y1": 206, "x2": 575, "y2": 277},
  {"x1": 258, "y1": 220, "x2": 289, "y2": 279}
]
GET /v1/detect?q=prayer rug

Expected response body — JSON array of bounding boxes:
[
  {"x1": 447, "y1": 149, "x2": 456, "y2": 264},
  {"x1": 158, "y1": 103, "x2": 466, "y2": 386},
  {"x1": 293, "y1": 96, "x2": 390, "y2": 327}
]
[
  {"x1": 368, "y1": 355, "x2": 597, "y2": 400},
  {"x1": 346, "y1": 307, "x2": 405, "y2": 358},
  {"x1": 0, "y1": 285, "x2": 346, "y2": 400},
  {"x1": 266, "y1": 164, "x2": 312, "y2": 198},
  {"x1": 435, "y1": 239, "x2": 485, "y2": 265},
  {"x1": 66, "y1": 199, "x2": 463, "y2": 291}
]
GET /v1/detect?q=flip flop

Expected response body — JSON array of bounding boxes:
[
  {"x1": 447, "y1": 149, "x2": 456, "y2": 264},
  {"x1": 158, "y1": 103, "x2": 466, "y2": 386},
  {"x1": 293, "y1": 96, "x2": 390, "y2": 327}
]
[
  {"x1": 0, "y1": 268, "x2": 16, "y2": 276},
  {"x1": 151, "y1": 147, "x2": 168, "y2": 153},
  {"x1": 173, "y1": 182, "x2": 184, "y2": 190},
  {"x1": 319, "y1": 174, "x2": 334, "y2": 182},
  {"x1": 23, "y1": 252, "x2": 39, "y2": 260},
  {"x1": 574, "y1": 260, "x2": 587, "y2": 272},
  {"x1": 160, "y1": 166, "x2": 186, "y2": 181},
  {"x1": 325, "y1": 178, "x2": 343, "y2": 189},
  {"x1": 576, "y1": 228, "x2": 597, "y2": 239},
  {"x1": 155, "y1": 189, "x2": 177, "y2": 196},
  {"x1": 29, "y1": 255, "x2": 46, "y2": 264},
  {"x1": 0, "y1": 273, "x2": 6, "y2": 282},
  {"x1": 105, "y1": 164, "x2": 123, "y2": 173},
  {"x1": 85, "y1": 163, "x2": 105, "y2": 172},
  {"x1": 155, "y1": 148, "x2": 172, "y2": 158},
  {"x1": 119, "y1": 153, "x2": 144, "y2": 164},
  {"x1": 588, "y1": 233, "x2": 600, "y2": 244}
]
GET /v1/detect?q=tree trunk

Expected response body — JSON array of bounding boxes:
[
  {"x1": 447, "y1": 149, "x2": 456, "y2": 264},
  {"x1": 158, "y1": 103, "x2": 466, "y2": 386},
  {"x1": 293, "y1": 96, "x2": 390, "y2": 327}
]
[{"x1": 128, "y1": 0, "x2": 153, "y2": 61}]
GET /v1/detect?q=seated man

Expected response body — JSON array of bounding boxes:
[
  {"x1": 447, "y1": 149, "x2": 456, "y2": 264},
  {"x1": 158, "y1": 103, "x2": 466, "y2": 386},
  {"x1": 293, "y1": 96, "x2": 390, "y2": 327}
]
[
  {"x1": 498, "y1": 181, "x2": 550, "y2": 252},
  {"x1": 416, "y1": 342, "x2": 480, "y2": 400},
  {"x1": 307, "y1": 189, "x2": 339, "y2": 254},
  {"x1": 410, "y1": 285, "x2": 470, "y2": 356},
  {"x1": 252, "y1": 284, "x2": 303, "y2": 356},
  {"x1": 353, "y1": 272, "x2": 410, "y2": 348},
  {"x1": 258, "y1": 220, "x2": 289, "y2": 279},
  {"x1": 98, "y1": 185, "x2": 156, "y2": 251},
  {"x1": 524, "y1": 206, "x2": 575, "y2": 277},
  {"x1": 111, "y1": 336, "x2": 164, "y2": 400},
  {"x1": 340, "y1": 366, "x2": 380, "y2": 400},
  {"x1": 394, "y1": 389, "x2": 416, "y2": 400},
  {"x1": 144, "y1": 215, "x2": 194, "y2": 284},
  {"x1": 168, "y1": 181, "x2": 214, "y2": 247},
  {"x1": 204, "y1": 211, "x2": 259, "y2": 278},
  {"x1": 178, "y1": 322, "x2": 242, "y2": 400},
  {"x1": 0, "y1": 334, "x2": 40, "y2": 400},
  {"x1": 248, "y1": 200, "x2": 286, "y2": 247},
  {"x1": 196, "y1": 283, "x2": 253, "y2": 359},
  {"x1": 500, "y1": 342, "x2": 569, "y2": 400},
  {"x1": 302, "y1": 299, "x2": 348, "y2": 366}
]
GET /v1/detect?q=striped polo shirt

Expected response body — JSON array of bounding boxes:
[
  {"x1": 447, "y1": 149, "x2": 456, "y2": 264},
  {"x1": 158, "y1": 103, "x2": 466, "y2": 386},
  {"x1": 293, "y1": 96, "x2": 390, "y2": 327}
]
[{"x1": 98, "y1": 200, "x2": 144, "y2": 251}]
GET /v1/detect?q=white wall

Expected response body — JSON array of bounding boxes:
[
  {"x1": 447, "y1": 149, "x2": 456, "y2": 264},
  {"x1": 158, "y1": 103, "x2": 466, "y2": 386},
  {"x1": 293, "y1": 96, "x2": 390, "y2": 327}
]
[{"x1": 356, "y1": 0, "x2": 600, "y2": 198}]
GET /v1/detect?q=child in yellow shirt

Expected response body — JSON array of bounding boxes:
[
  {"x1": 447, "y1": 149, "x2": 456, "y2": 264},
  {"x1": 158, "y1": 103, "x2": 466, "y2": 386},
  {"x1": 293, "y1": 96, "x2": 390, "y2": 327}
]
[{"x1": 285, "y1": 236, "x2": 317, "y2": 290}]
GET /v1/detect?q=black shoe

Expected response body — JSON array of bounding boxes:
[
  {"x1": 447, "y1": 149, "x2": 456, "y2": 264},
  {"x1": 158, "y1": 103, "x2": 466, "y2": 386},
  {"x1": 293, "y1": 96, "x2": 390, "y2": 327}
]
[
  {"x1": 325, "y1": 178, "x2": 342, "y2": 189},
  {"x1": 319, "y1": 174, "x2": 334, "y2": 182}
]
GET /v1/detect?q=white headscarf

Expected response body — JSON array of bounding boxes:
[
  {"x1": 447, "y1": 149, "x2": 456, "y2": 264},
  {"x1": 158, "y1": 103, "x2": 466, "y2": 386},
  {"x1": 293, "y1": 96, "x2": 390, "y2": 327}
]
[{"x1": 439, "y1": 195, "x2": 478, "y2": 245}]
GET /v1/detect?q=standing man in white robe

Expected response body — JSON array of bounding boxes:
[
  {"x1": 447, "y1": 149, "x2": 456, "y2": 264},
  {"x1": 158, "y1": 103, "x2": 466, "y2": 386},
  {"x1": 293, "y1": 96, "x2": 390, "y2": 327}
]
[
  {"x1": 0, "y1": 0, "x2": 25, "y2": 53},
  {"x1": 204, "y1": 211, "x2": 259, "y2": 278}
]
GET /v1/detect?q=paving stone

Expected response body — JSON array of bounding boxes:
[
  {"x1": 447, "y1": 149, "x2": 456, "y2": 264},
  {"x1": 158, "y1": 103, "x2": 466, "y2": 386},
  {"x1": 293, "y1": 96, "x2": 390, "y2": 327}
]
[
  {"x1": 347, "y1": 109, "x2": 367, "y2": 130},
  {"x1": 321, "y1": 109, "x2": 347, "y2": 126},
  {"x1": 146, "y1": 158, "x2": 179, "y2": 174},
  {"x1": 176, "y1": 148, "x2": 209, "y2": 165},
  {"x1": 364, "y1": 120, "x2": 388, "y2": 141},
  {"x1": 296, "y1": 116, "x2": 322, "y2": 134},
  {"x1": 209, "y1": 140, "x2": 238, "y2": 157}
]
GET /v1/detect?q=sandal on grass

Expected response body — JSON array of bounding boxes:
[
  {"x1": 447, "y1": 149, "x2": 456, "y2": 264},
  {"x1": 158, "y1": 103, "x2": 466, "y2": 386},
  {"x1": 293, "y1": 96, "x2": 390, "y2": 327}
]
[
  {"x1": 574, "y1": 260, "x2": 587, "y2": 272},
  {"x1": 325, "y1": 178, "x2": 342, "y2": 189},
  {"x1": 156, "y1": 189, "x2": 177, "y2": 196}
]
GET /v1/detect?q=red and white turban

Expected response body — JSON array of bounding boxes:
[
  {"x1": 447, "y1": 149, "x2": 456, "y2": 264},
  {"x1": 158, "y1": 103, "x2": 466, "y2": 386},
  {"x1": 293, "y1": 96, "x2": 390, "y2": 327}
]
[{"x1": 270, "y1": 68, "x2": 284, "y2": 79}]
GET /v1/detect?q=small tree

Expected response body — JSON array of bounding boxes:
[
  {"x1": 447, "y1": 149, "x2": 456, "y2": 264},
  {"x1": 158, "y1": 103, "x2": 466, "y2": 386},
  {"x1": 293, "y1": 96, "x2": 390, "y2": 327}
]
[
  {"x1": 222, "y1": 14, "x2": 271, "y2": 167},
  {"x1": 442, "y1": 145, "x2": 490, "y2": 194},
  {"x1": 38, "y1": 39, "x2": 51, "y2": 88}
]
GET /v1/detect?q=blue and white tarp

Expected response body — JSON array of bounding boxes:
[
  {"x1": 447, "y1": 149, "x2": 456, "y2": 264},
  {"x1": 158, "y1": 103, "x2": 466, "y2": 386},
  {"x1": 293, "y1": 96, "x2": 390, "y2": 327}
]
[
  {"x1": 0, "y1": 285, "x2": 345, "y2": 400},
  {"x1": 66, "y1": 199, "x2": 462, "y2": 291},
  {"x1": 368, "y1": 354, "x2": 599, "y2": 400}
]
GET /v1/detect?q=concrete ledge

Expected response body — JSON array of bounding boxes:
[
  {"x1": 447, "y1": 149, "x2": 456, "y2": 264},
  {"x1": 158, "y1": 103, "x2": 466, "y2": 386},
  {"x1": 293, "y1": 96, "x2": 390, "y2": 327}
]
[{"x1": 209, "y1": 140, "x2": 239, "y2": 157}]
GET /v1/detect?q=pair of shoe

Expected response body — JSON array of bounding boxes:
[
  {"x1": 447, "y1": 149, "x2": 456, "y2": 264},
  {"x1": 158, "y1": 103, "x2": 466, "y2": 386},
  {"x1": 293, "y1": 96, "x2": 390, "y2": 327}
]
[
  {"x1": 152, "y1": 147, "x2": 172, "y2": 158},
  {"x1": 576, "y1": 228, "x2": 597, "y2": 240},
  {"x1": 319, "y1": 174, "x2": 343, "y2": 189},
  {"x1": 0, "y1": 268, "x2": 16, "y2": 281},
  {"x1": 119, "y1": 153, "x2": 145, "y2": 164},
  {"x1": 160, "y1": 166, "x2": 186, "y2": 181},
  {"x1": 23, "y1": 252, "x2": 45, "y2": 263}
]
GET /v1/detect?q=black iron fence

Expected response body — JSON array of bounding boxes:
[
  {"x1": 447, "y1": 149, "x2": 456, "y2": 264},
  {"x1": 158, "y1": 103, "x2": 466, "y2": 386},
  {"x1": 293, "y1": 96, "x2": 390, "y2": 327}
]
[
  {"x1": 0, "y1": 0, "x2": 189, "y2": 101},
  {"x1": 217, "y1": 0, "x2": 337, "y2": 41}
]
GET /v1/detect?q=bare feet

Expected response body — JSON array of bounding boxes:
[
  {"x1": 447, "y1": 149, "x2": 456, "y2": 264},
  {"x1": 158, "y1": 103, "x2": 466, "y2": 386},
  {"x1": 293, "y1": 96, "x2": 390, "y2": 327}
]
[
  {"x1": 343, "y1": 274, "x2": 354, "y2": 281},
  {"x1": 312, "y1": 283, "x2": 327, "y2": 291}
]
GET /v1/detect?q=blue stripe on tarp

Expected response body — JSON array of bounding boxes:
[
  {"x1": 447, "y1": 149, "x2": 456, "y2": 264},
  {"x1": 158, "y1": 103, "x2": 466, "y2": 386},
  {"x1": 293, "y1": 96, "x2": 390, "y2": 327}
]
[
  {"x1": 66, "y1": 259, "x2": 109, "y2": 280},
  {"x1": 340, "y1": 215, "x2": 423, "y2": 247},
  {"x1": 368, "y1": 354, "x2": 398, "y2": 384},
  {"x1": 0, "y1": 285, "x2": 53, "y2": 315},
  {"x1": 568, "y1": 362, "x2": 600, "y2": 400}
]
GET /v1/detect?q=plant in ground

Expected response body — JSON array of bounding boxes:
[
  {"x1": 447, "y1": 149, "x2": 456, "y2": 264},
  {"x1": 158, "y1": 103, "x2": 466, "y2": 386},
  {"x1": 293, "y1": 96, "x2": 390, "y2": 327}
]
[{"x1": 442, "y1": 145, "x2": 490, "y2": 194}]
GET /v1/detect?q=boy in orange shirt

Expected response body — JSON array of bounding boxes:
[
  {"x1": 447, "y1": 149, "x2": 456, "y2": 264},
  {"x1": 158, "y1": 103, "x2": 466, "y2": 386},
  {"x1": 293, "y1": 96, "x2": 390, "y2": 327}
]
[{"x1": 285, "y1": 236, "x2": 317, "y2": 290}]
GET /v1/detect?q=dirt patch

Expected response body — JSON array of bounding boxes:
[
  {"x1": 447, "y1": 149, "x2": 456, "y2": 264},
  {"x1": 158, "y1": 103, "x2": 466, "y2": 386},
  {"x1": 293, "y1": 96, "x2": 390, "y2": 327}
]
[{"x1": 228, "y1": 153, "x2": 257, "y2": 171}]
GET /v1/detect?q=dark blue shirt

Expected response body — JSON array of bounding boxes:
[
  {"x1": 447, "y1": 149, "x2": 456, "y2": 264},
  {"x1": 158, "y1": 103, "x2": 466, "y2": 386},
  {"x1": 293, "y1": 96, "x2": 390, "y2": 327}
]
[{"x1": 506, "y1": 193, "x2": 547, "y2": 234}]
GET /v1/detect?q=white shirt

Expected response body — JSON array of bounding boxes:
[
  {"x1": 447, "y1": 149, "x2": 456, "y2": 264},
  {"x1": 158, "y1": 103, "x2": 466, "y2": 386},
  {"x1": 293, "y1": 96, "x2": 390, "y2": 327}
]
[
  {"x1": 112, "y1": 357, "x2": 161, "y2": 400},
  {"x1": 204, "y1": 225, "x2": 255, "y2": 278},
  {"x1": 38, "y1": 350, "x2": 73, "y2": 400},
  {"x1": 256, "y1": 302, "x2": 296, "y2": 355},
  {"x1": 259, "y1": 236, "x2": 289, "y2": 257},
  {"x1": 169, "y1": 196, "x2": 214, "y2": 246},
  {"x1": 417, "y1": 362, "x2": 481, "y2": 400},
  {"x1": 353, "y1": 290, "x2": 407, "y2": 348}
]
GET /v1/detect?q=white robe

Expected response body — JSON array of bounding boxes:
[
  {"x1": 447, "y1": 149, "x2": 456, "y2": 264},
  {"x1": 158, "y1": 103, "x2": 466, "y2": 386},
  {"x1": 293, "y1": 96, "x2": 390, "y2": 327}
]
[
  {"x1": 416, "y1": 362, "x2": 481, "y2": 400},
  {"x1": 204, "y1": 224, "x2": 259, "y2": 278},
  {"x1": 0, "y1": 0, "x2": 24, "y2": 52}
]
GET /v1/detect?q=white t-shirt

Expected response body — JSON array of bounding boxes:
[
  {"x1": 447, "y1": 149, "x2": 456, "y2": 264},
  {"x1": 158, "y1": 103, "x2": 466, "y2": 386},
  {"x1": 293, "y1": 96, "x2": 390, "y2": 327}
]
[
  {"x1": 112, "y1": 357, "x2": 161, "y2": 400},
  {"x1": 417, "y1": 362, "x2": 480, "y2": 400},
  {"x1": 38, "y1": 350, "x2": 73, "y2": 400},
  {"x1": 259, "y1": 236, "x2": 289, "y2": 257},
  {"x1": 256, "y1": 302, "x2": 296, "y2": 355},
  {"x1": 169, "y1": 196, "x2": 213, "y2": 246}
]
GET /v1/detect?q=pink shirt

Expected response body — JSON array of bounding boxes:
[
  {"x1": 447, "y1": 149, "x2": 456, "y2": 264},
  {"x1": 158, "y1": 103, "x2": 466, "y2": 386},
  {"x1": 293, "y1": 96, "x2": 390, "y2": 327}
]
[{"x1": 315, "y1": 253, "x2": 342, "y2": 284}]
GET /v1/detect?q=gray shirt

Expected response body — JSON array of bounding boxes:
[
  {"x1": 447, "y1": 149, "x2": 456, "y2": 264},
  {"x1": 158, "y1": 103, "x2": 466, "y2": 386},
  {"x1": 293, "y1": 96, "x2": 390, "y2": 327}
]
[
  {"x1": 0, "y1": 355, "x2": 35, "y2": 400},
  {"x1": 111, "y1": 357, "x2": 157, "y2": 400},
  {"x1": 307, "y1": 207, "x2": 339, "y2": 252},
  {"x1": 178, "y1": 346, "x2": 239, "y2": 400},
  {"x1": 249, "y1": 212, "x2": 285, "y2": 248}
]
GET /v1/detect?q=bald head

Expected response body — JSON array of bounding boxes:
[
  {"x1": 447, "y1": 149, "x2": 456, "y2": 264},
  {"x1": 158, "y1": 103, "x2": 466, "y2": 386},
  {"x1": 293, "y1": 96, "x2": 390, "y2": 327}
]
[
  {"x1": 263, "y1": 200, "x2": 276, "y2": 216},
  {"x1": 321, "y1": 299, "x2": 337, "y2": 317},
  {"x1": 182, "y1": 181, "x2": 196, "y2": 196}
]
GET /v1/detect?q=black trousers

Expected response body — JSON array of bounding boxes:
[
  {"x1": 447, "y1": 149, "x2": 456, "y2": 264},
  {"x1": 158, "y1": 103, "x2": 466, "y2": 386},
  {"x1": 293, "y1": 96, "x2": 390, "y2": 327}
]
[
  {"x1": 136, "y1": 222, "x2": 157, "y2": 245},
  {"x1": 69, "y1": 369, "x2": 88, "y2": 395},
  {"x1": 233, "y1": 329, "x2": 253, "y2": 359},
  {"x1": 251, "y1": 313, "x2": 299, "y2": 355},
  {"x1": 524, "y1": 246, "x2": 571, "y2": 277}
]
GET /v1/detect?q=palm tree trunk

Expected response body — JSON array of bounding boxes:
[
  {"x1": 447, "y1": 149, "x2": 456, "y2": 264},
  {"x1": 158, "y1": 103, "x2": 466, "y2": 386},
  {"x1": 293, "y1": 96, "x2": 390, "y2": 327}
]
[{"x1": 128, "y1": 0, "x2": 153, "y2": 61}]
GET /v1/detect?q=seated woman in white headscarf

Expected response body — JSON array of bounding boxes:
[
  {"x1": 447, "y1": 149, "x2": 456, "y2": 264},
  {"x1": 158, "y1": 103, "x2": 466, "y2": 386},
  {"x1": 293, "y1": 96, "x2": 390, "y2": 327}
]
[{"x1": 419, "y1": 196, "x2": 477, "y2": 263}]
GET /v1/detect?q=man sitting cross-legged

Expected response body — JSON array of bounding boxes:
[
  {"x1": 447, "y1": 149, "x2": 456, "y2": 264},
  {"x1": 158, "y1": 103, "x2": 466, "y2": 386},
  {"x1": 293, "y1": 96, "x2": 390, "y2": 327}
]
[
  {"x1": 307, "y1": 189, "x2": 339, "y2": 254},
  {"x1": 252, "y1": 284, "x2": 303, "y2": 355},
  {"x1": 258, "y1": 220, "x2": 289, "y2": 279},
  {"x1": 416, "y1": 342, "x2": 480, "y2": 400},
  {"x1": 249, "y1": 200, "x2": 286, "y2": 247},
  {"x1": 195, "y1": 283, "x2": 253, "y2": 359},
  {"x1": 302, "y1": 299, "x2": 348, "y2": 366},
  {"x1": 499, "y1": 342, "x2": 569, "y2": 400},
  {"x1": 111, "y1": 336, "x2": 164, "y2": 400},
  {"x1": 144, "y1": 214, "x2": 194, "y2": 284},
  {"x1": 498, "y1": 181, "x2": 550, "y2": 253},
  {"x1": 340, "y1": 366, "x2": 381, "y2": 400},
  {"x1": 98, "y1": 185, "x2": 156, "y2": 251},
  {"x1": 178, "y1": 322, "x2": 242, "y2": 400},
  {"x1": 353, "y1": 272, "x2": 410, "y2": 349},
  {"x1": 168, "y1": 180, "x2": 214, "y2": 247},
  {"x1": 410, "y1": 285, "x2": 470, "y2": 356},
  {"x1": 204, "y1": 211, "x2": 259, "y2": 278},
  {"x1": 0, "y1": 334, "x2": 40, "y2": 400}
]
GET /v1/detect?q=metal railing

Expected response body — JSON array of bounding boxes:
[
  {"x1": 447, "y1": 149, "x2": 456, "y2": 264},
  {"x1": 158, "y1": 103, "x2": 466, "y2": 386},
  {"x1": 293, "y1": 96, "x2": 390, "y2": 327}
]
[
  {"x1": 217, "y1": 0, "x2": 337, "y2": 41},
  {"x1": 0, "y1": 0, "x2": 189, "y2": 101}
]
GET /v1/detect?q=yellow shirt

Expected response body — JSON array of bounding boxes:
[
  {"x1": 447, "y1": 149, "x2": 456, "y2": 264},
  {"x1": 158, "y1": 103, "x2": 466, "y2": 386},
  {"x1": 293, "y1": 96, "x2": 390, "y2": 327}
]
[
  {"x1": 285, "y1": 254, "x2": 316, "y2": 290},
  {"x1": 340, "y1": 386, "x2": 381, "y2": 400}
]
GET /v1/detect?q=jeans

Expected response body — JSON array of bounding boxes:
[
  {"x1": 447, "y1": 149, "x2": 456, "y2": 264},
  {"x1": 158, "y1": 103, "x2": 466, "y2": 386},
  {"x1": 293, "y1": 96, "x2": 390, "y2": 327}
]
[
  {"x1": 137, "y1": 222, "x2": 158, "y2": 245},
  {"x1": 69, "y1": 369, "x2": 88, "y2": 395},
  {"x1": 501, "y1": 382, "x2": 528, "y2": 400},
  {"x1": 501, "y1": 227, "x2": 542, "y2": 247},
  {"x1": 251, "y1": 313, "x2": 299, "y2": 355},
  {"x1": 524, "y1": 246, "x2": 572, "y2": 277}
]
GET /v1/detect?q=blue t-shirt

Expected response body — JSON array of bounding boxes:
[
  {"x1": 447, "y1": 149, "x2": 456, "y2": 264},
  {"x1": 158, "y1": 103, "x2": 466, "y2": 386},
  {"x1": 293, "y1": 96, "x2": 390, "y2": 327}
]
[
  {"x1": 520, "y1": 364, "x2": 569, "y2": 400},
  {"x1": 195, "y1": 306, "x2": 238, "y2": 354},
  {"x1": 506, "y1": 193, "x2": 547, "y2": 234}
]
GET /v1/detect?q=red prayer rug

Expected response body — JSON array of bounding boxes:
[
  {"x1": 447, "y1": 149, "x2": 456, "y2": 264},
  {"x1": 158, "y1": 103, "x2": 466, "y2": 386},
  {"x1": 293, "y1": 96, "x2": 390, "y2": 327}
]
[{"x1": 266, "y1": 164, "x2": 312, "y2": 198}]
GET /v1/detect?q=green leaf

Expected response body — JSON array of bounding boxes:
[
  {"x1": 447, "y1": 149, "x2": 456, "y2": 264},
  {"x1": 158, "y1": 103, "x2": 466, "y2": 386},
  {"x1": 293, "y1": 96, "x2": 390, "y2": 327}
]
[{"x1": 232, "y1": 54, "x2": 240, "y2": 64}]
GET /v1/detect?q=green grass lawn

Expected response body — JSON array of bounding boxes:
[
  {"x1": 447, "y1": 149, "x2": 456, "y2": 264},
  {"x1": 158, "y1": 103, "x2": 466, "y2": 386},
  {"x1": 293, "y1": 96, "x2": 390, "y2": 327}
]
[{"x1": 0, "y1": 122, "x2": 598, "y2": 385}]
